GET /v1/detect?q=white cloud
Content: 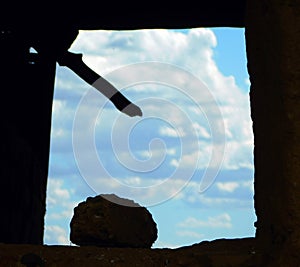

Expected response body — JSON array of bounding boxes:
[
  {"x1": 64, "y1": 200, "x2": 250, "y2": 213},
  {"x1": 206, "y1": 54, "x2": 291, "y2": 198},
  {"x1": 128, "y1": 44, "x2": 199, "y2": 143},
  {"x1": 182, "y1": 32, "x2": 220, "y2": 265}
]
[
  {"x1": 49, "y1": 29, "x2": 254, "y2": 245},
  {"x1": 188, "y1": 193, "x2": 252, "y2": 209},
  {"x1": 192, "y1": 123, "x2": 211, "y2": 139},
  {"x1": 51, "y1": 128, "x2": 66, "y2": 138},
  {"x1": 54, "y1": 71, "x2": 88, "y2": 92},
  {"x1": 87, "y1": 176, "x2": 189, "y2": 206},
  {"x1": 70, "y1": 171, "x2": 253, "y2": 209},
  {"x1": 45, "y1": 177, "x2": 90, "y2": 246},
  {"x1": 123, "y1": 176, "x2": 142, "y2": 186},
  {"x1": 216, "y1": 182, "x2": 239, "y2": 193},
  {"x1": 159, "y1": 126, "x2": 186, "y2": 138},
  {"x1": 221, "y1": 141, "x2": 254, "y2": 170},
  {"x1": 242, "y1": 180, "x2": 254, "y2": 193},
  {"x1": 46, "y1": 178, "x2": 78, "y2": 236},
  {"x1": 245, "y1": 78, "x2": 251, "y2": 86},
  {"x1": 59, "y1": 28, "x2": 254, "y2": 176},
  {"x1": 47, "y1": 179, "x2": 71, "y2": 206},
  {"x1": 176, "y1": 230, "x2": 204, "y2": 239},
  {"x1": 50, "y1": 99, "x2": 77, "y2": 150},
  {"x1": 178, "y1": 213, "x2": 232, "y2": 229},
  {"x1": 44, "y1": 225, "x2": 69, "y2": 245},
  {"x1": 152, "y1": 240, "x2": 181, "y2": 249},
  {"x1": 170, "y1": 150, "x2": 201, "y2": 168},
  {"x1": 48, "y1": 210, "x2": 73, "y2": 220},
  {"x1": 71, "y1": 28, "x2": 217, "y2": 70},
  {"x1": 137, "y1": 147, "x2": 176, "y2": 161},
  {"x1": 52, "y1": 99, "x2": 66, "y2": 114}
]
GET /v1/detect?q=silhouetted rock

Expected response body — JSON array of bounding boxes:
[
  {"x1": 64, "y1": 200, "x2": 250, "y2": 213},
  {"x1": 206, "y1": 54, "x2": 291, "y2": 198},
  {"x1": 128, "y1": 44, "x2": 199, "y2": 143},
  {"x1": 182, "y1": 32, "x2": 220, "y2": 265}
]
[{"x1": 70, "y1": 194, "x2": 158, "y2": 248}]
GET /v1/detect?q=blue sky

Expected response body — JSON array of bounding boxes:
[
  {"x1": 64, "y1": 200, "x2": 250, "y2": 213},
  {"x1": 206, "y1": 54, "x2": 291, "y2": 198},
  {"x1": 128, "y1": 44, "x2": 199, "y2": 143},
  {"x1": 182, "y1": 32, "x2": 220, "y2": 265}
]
[{"x1": 45, "y1": 27, "x2": 255, "y2": 248}]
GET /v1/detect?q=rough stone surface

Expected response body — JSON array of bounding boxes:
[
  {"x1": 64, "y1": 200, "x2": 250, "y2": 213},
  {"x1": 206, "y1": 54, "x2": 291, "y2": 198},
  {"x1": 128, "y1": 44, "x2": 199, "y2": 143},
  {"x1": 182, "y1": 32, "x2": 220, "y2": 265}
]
[
  {"x1": 0, "y1": 2, "x2": 245, "y2": 245},
  {"x1": 0, "y1": 33, "x2": 55, "y2": 244},
  {"x1": 2, "y1": 1, "x2": 300, "y2": 265},
  {"x1": 246, "y1": 0, "x2": 300, "y2": 265},
  {"x1": 0, "y1": 129, "x2": 47, "y2": 244},
  {"x1": 70, "y1": 194, "x2": 158, "y2": 248},
  {"x1": 0, "y1": 238, "x2": 260, "y2": 267}
]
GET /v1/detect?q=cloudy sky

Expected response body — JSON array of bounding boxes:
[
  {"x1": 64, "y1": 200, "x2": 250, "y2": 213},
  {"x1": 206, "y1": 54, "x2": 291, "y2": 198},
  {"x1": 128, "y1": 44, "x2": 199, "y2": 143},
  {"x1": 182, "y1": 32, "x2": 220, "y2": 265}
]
[{"x1": 45, "y1": 27, "x2": 256, "y2": 248}]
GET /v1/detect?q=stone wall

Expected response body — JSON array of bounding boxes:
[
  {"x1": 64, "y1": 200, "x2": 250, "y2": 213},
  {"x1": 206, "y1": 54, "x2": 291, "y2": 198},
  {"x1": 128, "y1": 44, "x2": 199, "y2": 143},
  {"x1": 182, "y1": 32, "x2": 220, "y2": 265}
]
[
  {"x1": 246, "y1": 0, "x2": 300, "y2": 265},
  {"x1": 1, "y1": 2, "x2": 300, "y2": 266},
  {"x1": 0, "y1": 1, "x2": 246, "y2": 245},
  {"x1": 0, "y1": 32, "x2": 56, "y2": 244}
]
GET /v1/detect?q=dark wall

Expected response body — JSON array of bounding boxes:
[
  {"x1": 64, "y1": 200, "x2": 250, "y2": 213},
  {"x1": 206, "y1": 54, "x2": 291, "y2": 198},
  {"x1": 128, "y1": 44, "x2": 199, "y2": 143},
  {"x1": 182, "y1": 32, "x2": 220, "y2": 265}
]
[
  {"x1": 246, "y1": 0, "x2": 300, "y2": 265},
  {"x1": 3, "y1": 3, "x2": 300, "y2": 266},
  {"x1": 0, "y1": 31, "x2": 56, "y2": 243},
  {"x1": 0, "y1": 0, "x2": 246, "y2": 245},
  {"x1": 1, "y1": 1, "x2": 246, "y2": 30}
]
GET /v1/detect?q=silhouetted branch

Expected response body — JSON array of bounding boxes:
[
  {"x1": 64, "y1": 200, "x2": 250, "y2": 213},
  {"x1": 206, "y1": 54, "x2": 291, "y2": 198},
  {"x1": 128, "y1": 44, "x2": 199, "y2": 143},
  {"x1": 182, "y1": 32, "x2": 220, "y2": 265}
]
[{"x1": 58, "y1": 51, "x2": 142, "y2": 117}]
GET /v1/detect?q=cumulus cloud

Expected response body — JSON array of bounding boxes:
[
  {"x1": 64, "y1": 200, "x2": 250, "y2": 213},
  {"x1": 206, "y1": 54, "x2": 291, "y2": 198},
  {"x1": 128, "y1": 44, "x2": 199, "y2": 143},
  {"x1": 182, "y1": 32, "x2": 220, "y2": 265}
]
[
  {"x1": 71, "y1": 29, "x2": 217, "y2": 71},
  {"x1": 178, "y1": 213, "x2": 232, "y2": 229},
  {"x1": 47, "y1": 179, "x2": 71, "y2": 205},
  {"x1": 216, "y1": 180, "x2": 254, "y2": 194},
  {"x1": 159, "y1": 126, "x2": 186, "y2": 138},
  {"x1": 52, "y1": 29, "x2": 253, "y2": 182},
  {"x1": 55, "y1": 28, "x2": 254, "y2": 178},
  {"x1": 83, "y1": 176, "x2": 189, "y2": 206},
  {"x1": 216, "y1": 182, "x2": 239, "y2": 193},
  {"x1": 242, "y1": 180, "x2": 254, "y2": 193},
  {"x1": 176, "y1": 230, "x2": 204, "y2": 239},
  {"x1": 192, "y1": 123, "x2": 211, "y2": 139},
  {"x1": 44, "y1": 225, "x2": 69, "y2": 245},
  {"x1": 152, "y1": 240, "x2": 180, "y2": 249},
  {"x1": 45, "y1": 178, "x2": 79, "y2": 245},
  {"x1": 47, "y1": 28, "x2": 254, "y2": 245},
  {"x1": 63, "y1": 174, "x2": 253, "y2": 209}
]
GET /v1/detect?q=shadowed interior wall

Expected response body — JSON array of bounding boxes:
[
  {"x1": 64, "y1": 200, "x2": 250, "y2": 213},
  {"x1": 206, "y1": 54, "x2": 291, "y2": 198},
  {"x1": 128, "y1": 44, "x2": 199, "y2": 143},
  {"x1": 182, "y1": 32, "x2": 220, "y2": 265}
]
[
  {"x1": 246, "y1": 0, "x2": 300, "y2": 265},
  {"x1": 0, "y1": 33, "x2": 56, "y2": 244},
  {"x1": 0, "y1": 1, "x2": 246, "y2": 245},
  {"x1": 2, "y1": 3, "x2": 300, "y2": 265}
]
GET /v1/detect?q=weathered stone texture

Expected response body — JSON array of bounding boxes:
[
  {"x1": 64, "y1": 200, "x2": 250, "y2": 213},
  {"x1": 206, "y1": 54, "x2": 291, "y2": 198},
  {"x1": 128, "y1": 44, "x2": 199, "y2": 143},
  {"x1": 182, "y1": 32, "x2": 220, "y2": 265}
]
[
  {"x1": 0, "y1": 33, "x2": 54, "y2": 243},
  {"x1": 70, "y1": 194, "x2": 158, "y2": 248},
  {"x1": 246, "y1": 0, "x2": 300, "y2": 265},
  {"x1": 0, "y1": 128, "x2": 47, "y2": 244}
]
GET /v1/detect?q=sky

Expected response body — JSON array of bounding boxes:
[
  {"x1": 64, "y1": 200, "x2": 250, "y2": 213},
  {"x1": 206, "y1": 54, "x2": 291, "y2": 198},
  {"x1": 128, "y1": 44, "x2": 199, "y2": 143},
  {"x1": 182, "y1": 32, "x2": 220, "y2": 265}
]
[{"x1": 45, "y1": 27, "x2": 256, "y2": 248}]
